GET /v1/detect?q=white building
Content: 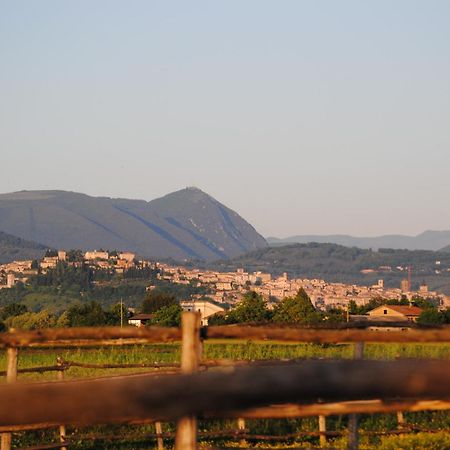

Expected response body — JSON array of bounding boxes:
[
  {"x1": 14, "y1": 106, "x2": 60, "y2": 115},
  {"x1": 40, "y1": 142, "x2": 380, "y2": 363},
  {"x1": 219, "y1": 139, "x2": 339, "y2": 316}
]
[{"x1": 180, "y1": 300, "x2": 225, "y2": 325}]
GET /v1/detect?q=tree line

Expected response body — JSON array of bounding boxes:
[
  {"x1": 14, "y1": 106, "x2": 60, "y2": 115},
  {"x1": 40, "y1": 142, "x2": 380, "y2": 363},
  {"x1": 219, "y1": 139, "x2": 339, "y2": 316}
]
[{"x1": 1, "y1": 285, "x2": 449, "y2": 331}]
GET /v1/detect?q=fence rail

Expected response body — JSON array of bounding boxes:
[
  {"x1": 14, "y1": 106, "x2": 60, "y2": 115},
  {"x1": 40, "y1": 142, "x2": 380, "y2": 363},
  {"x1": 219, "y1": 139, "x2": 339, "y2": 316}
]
[
  {"x1": 1, "y1": 324, "x2": 450, "y2": 348},
  {"x1": 0, "y1": 359, "x2": 449, "y2": 427}
]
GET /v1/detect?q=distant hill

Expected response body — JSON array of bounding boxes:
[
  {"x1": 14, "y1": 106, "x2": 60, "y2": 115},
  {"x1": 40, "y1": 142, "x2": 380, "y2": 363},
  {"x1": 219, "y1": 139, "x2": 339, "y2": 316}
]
[
  {"x1": 268, "y1": 230, "x2": 450, "y2": 251},
  {"x1": 0, "y1": 188, "x2": 267, "y2": 261},
  {"x1": 0, "y1": 231, "x2": 47, "y2": 264},
  {"x1": 207, "y1": 242, "x2": 450, "y2": 295}
]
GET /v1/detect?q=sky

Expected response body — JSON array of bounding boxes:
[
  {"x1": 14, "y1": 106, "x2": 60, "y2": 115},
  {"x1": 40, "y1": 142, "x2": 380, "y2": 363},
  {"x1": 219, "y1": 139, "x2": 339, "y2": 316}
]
[{"x1": 1, "y1": 1, "x2": 450, "y2": 238}]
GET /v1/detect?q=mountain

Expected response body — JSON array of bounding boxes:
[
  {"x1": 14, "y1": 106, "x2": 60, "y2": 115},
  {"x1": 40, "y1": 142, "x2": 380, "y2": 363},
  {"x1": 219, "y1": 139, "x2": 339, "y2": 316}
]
[
  {"x1": 0, "y1": 231, "x2": 47, "y2": 264},
  {"x1": 0, "y1": 188, "x2": 267, "y2": 261},
  {"x1": 207, "y1": 242, "x2": 450, "y2": 295},
  {"x1": 268, "y1": 230, "x2": 450, "y2": 251}
]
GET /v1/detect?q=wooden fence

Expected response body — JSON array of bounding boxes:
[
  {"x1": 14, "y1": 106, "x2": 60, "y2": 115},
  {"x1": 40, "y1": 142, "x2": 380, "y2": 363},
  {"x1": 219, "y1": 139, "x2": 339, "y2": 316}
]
[{"x1": 0, "y1": 315, "x2": 449, "y2": 450}]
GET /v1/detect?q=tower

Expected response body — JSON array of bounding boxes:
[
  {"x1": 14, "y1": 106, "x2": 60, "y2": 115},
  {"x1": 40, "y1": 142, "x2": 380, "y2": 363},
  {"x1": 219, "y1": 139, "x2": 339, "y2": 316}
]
[{"x1": 6, "y1": 273, "x2": 15, "y2": 288}]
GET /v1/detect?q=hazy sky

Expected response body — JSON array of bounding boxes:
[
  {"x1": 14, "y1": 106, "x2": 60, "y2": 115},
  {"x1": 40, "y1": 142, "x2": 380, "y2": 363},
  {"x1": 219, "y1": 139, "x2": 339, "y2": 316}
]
[{"x1": 1, "y1": 1, "x2": 450, "y2": 238}]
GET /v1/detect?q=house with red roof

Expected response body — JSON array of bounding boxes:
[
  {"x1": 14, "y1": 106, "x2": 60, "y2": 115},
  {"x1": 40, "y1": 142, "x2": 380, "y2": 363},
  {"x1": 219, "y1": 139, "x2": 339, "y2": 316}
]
[{"x1": 367, "y1": 305, "x2": 423, "y2": 322}]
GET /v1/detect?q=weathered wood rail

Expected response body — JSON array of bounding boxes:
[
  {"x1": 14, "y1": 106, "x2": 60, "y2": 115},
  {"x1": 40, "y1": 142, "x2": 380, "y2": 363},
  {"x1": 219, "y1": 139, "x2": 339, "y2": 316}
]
[
  {"x1": 0, "y1": 359, "x2": 449, "y2": 426},
  {"x1": 1, "y1": 324, "x2": 449, "y2": 347},
  {"x1": 0, "y1": 319, "x2": 449, "y2": 450}
]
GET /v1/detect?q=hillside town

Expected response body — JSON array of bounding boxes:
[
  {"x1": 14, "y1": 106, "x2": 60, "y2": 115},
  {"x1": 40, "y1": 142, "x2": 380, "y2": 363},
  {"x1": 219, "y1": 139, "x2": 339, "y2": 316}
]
[{"x1": 1, "y1": 249, "x2": 449, "y2": 314}]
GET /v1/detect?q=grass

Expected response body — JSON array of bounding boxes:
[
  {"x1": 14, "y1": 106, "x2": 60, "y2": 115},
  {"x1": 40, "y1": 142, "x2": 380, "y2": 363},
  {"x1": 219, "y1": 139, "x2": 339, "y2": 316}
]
[{"x1": 0, "y1": 340, "x2": 449, "y2": 382}]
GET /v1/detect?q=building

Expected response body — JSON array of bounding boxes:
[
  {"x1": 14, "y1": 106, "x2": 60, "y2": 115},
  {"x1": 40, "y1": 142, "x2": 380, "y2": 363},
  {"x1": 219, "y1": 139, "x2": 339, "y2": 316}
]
[
  {"x1": 400, "y1": 279, "x2": 410, "y2": 293},
  {"x1": 128, "y1": 314, "x2": 154, "y2": 327},
  {"x1": 84, "y1": 251, "x2": 109, "y2": 260},
  {"x1": 57, "y1": 250, "x2": 67, "y2": 261},
  {"x1": 419, "y1": 282, "x2": 429, "y2": 295},
  {"x1": 40, "y1": 256, "x2": 59, "y2": 269},
  {"x1": 6, "y1": 273, "x2": 15, "y2": 288},
  {"x1": 119, "y1": 252, "x2": 136, "y2": 263},
  {"x1": 367, "y1": 305, "x2": 423, "y2": 322},
  {"x1": 180, "y1": 300, "x2": 225, "y2": 325}
]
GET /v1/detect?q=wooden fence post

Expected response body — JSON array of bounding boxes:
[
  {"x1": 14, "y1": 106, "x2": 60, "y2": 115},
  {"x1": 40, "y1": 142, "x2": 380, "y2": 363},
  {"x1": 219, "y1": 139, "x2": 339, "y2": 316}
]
[
  {"x1": 155, "y1": 421, "x2": 164, "y2": 450},
  {"x1": 175, "y1": 312, "x2": 202, "y2": 450},
  {"x1": 318, "y1": 414, "x2": 327, "y2": 447},
  {"x1": 396, "y1": 411, "x2": 404, "y2": 427},
  {"x1": 396, "y1": 411, "x2": 405, "y2": 437},
  {"x1": 1, "y1": 347, "x2": 18, "y2": 450},
  {"x1": 348, "y1": 342, "x2": 364, "y2": 450},
  {"x1": 238, "y1": 417, "x2": 247, "y2": 447},
  {"x1": 56, "y1": 358, "x2": 67, "y2": 450}
]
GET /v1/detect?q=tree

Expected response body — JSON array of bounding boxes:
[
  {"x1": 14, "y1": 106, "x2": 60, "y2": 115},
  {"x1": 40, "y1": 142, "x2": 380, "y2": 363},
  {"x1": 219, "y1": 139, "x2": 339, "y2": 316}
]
[
  {"x1": 66, "y1": 250, "x2": 84, "y2": 262},
  {"x1": 411, "y1": 296, "x2": 437, "y2": 310},
  {"x1": 273, "y1": 288, "x2": 320, "y2": 325},
  {"x1": 56, "y1": 312, "x2": 70, "y2": 328},
  {"x1": 348, "y1": 300, "x2": 358, "y2": 315},
  {"x1": 151, "y1": 304, "x2": 182, "y2": 327},
  {"x1": 106, "y1": 302, "x2": 129, "y2": 326},
  {"x1": 441, "y1": 308, "x2": 450, "y2": 324},
  {"x1": 417, "y1": 309, "x2": 445, "y2": 326},
  {"x1": 141, "y1": 291, "x2": 177, "y2": 314},
  {"x1": 207, "y1": 312, "x2": 229, "y2": 325},
  {"x1": 0, "y1": 303, "x2": 28, "y2": 321},
  {"x1": 227, "y1": 291, "x2": 269, "y2": 324},
  {"x1": 66, "y1": 301, "x2": 107, "y2": 327}
]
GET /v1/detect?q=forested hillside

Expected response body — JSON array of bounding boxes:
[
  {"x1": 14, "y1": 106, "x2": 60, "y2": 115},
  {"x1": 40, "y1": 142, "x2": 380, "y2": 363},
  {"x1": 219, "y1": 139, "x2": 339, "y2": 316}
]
[{"x1": 0, "y1": 231, "x2": 47, "y2": 263}]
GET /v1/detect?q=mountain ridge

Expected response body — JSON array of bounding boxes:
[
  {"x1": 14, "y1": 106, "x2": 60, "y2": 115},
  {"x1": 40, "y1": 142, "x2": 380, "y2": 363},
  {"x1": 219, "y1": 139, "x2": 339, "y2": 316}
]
[
  {"x1": 268, "y1": 230, "x2": 450, "y2": 252},
  {"x1": 0, "y1": 187, "x2": 267, "y2": 261}
]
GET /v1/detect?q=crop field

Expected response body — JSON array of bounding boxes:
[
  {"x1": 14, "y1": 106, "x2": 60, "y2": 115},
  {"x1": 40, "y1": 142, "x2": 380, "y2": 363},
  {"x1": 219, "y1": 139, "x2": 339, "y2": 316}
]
[{"x1": 1, "y1": 340, "x2": 450, "y2": 382}]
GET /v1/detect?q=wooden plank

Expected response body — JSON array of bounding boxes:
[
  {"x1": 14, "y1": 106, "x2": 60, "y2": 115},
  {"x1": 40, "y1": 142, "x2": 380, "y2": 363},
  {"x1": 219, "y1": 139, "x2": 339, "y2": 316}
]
[
  {"x1": 1, "y1": 398, "x2": 448, "y2": 433},
  {"x1": 235, "y1": 399, "x2": 450, "y2": 419},
  {"x1": 1, "y1": 325, "x2": 449, "y2": 348},
  {"x1": 0, "y1": 326, "x2": 181, "y2": 347},
  {"x1": 0, "y1": 360, "x2": 448, "y2": 426},
  {"x1": 205, "y1": 325, "x2": 450, "y2": 343}
]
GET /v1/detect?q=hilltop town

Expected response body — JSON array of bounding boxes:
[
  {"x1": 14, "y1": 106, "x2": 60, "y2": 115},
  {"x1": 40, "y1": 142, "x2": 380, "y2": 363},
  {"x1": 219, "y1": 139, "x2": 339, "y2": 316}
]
[{"x1": 1, "y1": 249, "x2": 449, "y2": 313}]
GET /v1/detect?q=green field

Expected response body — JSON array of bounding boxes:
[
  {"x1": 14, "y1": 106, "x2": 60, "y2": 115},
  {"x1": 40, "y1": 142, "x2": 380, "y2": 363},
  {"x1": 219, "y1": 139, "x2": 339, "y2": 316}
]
[
  {"x1": 1, "y1": 341, "x2": 450, "y2": 381},
  {"x1": 1, "y1": 341, "x2": 449, "y2": 449}
]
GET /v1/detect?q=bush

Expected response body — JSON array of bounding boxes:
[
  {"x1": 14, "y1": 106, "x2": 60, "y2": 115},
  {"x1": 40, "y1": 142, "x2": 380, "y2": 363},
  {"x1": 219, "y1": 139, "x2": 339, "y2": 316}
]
[{"x1": 5, "y1": 310, "x2": 57, "y2": 330}]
